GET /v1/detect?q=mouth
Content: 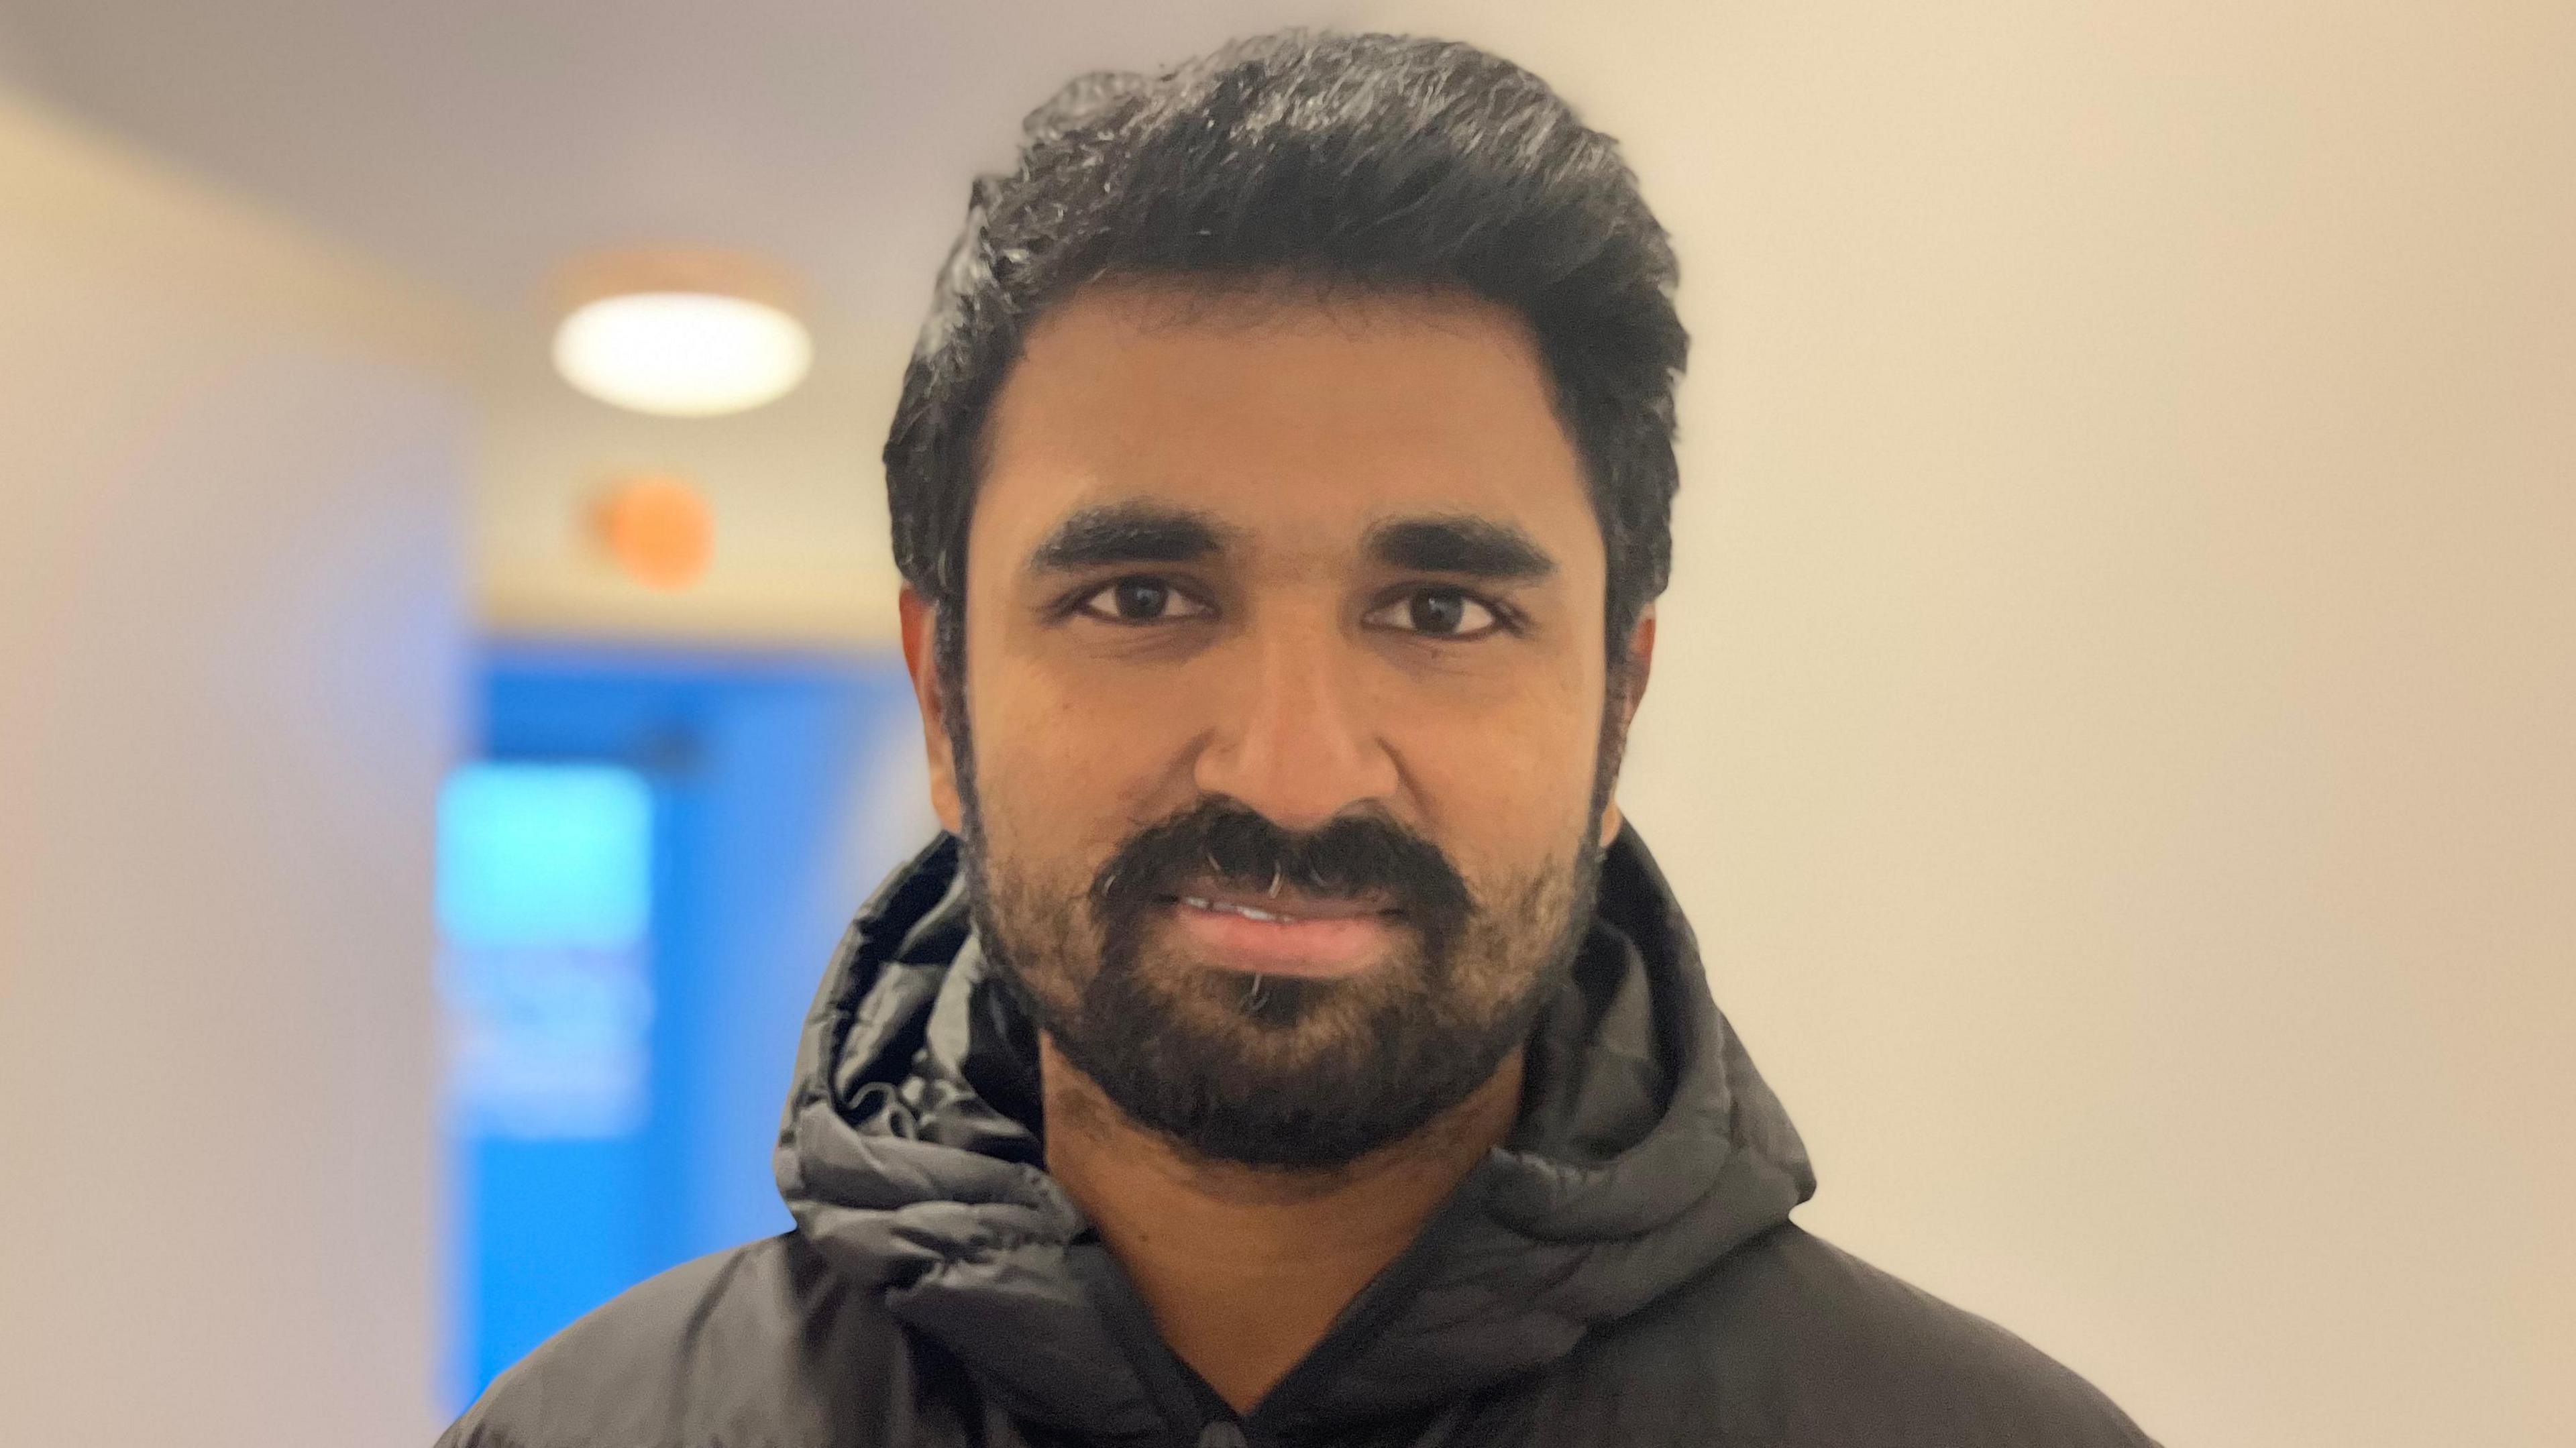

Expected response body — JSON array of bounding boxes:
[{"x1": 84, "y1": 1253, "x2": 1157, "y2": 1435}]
[{"x1": 1158, "y1": 885, "x2": 1403, "y2": 977}]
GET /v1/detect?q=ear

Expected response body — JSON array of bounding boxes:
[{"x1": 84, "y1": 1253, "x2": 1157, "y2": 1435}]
[
  {"x1": 898, "y1": 586, "x2": 966, "y2": 836},
  {"x1": 1597, "y1": 605, "x2": 1658, "y2": 849}
]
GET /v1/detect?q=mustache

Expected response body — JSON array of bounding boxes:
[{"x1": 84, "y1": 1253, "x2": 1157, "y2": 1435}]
[{"x1": 1090, "y1": 797, "x2": 1475, "y2": 951}]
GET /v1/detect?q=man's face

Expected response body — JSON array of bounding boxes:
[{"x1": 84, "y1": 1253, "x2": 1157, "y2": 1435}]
[{"x1": 904, "y1": 282, "x2": 1642, "y2": 1168}]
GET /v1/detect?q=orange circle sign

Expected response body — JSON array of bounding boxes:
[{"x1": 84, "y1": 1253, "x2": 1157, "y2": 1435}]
[{"x1": 594, "y1": 475, "x2": 713, "y2": 590}]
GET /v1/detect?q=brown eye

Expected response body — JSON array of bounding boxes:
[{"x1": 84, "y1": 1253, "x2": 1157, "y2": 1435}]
[
  {"x1": 1409, "y1": 591, "x2": 1466, "y2": 634},
  {"x1": 1114, "y1": 579, "x2": 1169, "y2": 619},
  {"x1": 1075, "y1": 576, "x2": 1210, "y2": 623},
  {"x1": 1365, "y1": 588, "x2": 1503, "y2": 638}
]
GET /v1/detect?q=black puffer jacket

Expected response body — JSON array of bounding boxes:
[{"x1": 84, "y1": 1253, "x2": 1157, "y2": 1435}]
[{"x1": 439, "y1": 829, "x2": 2156, "y2": 1447}]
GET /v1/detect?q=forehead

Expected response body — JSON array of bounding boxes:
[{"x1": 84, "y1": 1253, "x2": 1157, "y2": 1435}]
[{"x1": 971, "y1": 282, "x2": 1601, "y2": 576}]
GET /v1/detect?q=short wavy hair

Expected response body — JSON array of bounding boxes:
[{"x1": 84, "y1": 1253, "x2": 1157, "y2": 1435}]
[{"x1": 885, "y1": 30, "x2": 1687, "y2": 671}]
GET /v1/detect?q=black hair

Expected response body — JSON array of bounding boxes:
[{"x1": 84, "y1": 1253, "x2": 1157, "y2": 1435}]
[{"x1": 885, "y1": 29, "x2": 1686, "y2": 683}]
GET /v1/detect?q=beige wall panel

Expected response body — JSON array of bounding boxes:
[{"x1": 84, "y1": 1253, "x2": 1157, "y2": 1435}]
[
  {"x1": 0, "y1": 93, "x2": 468, "y2": 1448},
  {"x1": 1362, "y1": 5, "x2": 2574, "y2": 1445}
]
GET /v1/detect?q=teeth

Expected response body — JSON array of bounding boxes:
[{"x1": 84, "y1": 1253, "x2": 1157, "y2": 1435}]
[{"x1": 1179, "y1": 895, "x2": 1299, "y2": 924}]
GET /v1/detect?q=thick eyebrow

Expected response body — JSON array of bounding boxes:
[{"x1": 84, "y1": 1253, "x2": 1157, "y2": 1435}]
[
  {"x1": 1024, "y1": 502, "x2": 1232, "y2": 576},
  {"x1": 1365, "y1": 514, "x2": 1558, "y2": 582}
]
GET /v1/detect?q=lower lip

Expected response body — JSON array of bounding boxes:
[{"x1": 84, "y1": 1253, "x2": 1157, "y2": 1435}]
[{"x1": 1164, "y1": 899, "x2": 1399, "y2": 978}]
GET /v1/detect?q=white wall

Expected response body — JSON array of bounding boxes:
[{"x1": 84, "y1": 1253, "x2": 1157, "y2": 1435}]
[
  {"x1": 0, "y1": 92, "x2": 470, "y2": 1447},
  {"x1": 1360, "y1": 4, "x2": 2576, "y2": 1445}
]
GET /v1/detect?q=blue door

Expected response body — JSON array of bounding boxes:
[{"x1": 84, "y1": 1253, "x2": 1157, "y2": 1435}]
[{"x1": 437, "y1": 644, "x2": 927, "y2": 1406}]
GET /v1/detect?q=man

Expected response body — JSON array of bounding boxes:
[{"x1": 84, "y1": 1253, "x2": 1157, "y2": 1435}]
[{"x1": 442, "y1": 30, "x2": 2156, "y2": 1448}]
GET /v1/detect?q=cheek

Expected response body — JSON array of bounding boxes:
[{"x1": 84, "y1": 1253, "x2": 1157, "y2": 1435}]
[
  {"x1": 1392, "y1": 655, "x2": 1605, "y2": 875},
  {"x1": 963, "y1": 625, "x2": 1191, "y2": 858}
]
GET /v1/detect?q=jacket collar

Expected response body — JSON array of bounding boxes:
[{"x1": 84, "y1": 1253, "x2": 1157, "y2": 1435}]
[{"x1": 775, "y1": 827, "x2": 1813, "y2": 1441}]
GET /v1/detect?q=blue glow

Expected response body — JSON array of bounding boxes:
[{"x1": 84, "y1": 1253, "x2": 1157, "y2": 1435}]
[
  {"x1": 441, "y1": 653, "x2": 924, "y2": 1410},
  {"x1": 437, "y1": 765, "x2": 651, "y2": 950}
]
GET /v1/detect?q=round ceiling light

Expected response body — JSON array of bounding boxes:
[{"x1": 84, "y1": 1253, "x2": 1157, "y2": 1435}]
[{"x1": 550, "y1": 252, "x2": 813, "y2": 417}]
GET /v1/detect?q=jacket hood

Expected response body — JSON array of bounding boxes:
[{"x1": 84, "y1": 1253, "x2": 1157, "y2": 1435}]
[{"x1": 773, "y1": 826, "x2": 1815, "y2": 1443}]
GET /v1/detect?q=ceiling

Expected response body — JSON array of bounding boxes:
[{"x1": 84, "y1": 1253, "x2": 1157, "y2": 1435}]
[
  {"x1": 0, "y1": 0, "x2": 1360, "y2": 333},
  {"x1": 0, "y1": 0, "x2": 1405, "y2": 646}
]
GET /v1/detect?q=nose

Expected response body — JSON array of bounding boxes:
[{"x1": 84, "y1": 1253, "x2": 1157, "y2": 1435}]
[{"x1": 1191, "y1": 610, "x2": 1400, "y2": 832}]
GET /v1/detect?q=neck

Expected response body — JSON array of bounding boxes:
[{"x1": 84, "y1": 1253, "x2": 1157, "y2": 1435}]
[{"x1": 1039, "y1": 1036, "x2": 1524, "y2": 1416}]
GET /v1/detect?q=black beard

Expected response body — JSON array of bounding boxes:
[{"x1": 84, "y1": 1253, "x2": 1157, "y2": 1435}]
[
  {"x1": 963, "y1": 795, "x2": 1605, "y2": 1170},
  {"x1": 940, "y1": 625, "x2": 1632, "y2": 1170}
]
